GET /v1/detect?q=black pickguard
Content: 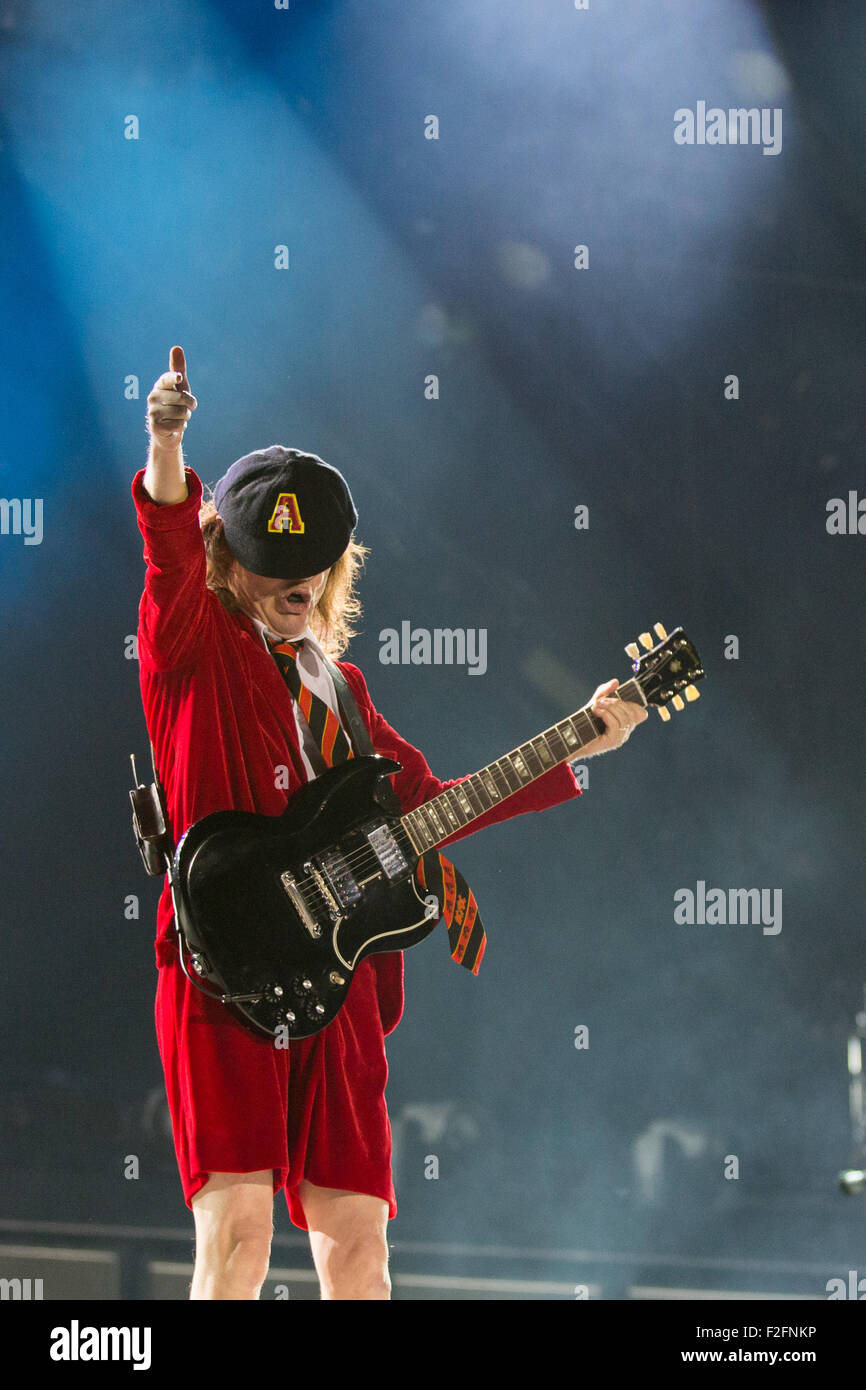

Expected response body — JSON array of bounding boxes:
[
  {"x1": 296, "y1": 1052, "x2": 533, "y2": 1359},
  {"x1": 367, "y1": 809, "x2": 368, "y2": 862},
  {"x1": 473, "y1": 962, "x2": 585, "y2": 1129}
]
[{"x1": 173, "y1": 755, "x2": 441, "y2": 1040}]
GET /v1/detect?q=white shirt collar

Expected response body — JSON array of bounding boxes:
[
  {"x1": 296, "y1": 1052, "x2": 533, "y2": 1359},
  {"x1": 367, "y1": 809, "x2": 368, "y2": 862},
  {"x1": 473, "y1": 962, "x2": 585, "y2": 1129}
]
[{"x1": 249, "y1": 615, "x2": 324, "y2": 655}]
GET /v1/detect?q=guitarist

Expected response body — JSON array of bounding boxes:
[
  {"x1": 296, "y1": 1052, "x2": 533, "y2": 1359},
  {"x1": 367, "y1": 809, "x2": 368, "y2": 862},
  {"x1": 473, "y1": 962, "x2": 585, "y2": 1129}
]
[{"x1": 135, "y1": 345, "x2": 647, "y2": 1301}]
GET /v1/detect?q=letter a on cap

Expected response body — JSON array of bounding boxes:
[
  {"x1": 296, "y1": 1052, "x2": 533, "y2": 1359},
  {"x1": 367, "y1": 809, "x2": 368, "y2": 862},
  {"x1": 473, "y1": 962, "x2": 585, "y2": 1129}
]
[{"x1": 267, "y1": 493, "x2": 305, "y2": 534}]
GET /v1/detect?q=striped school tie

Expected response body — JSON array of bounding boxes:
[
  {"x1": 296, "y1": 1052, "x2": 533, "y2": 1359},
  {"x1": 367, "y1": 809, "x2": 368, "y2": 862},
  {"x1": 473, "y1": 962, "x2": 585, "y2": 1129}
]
[
  {"x1": 268, "y1": 637, "x2": 486, "y2": 974},
  {"x1": 267, "y1": 637, "x2": 354, "y2": 767}
]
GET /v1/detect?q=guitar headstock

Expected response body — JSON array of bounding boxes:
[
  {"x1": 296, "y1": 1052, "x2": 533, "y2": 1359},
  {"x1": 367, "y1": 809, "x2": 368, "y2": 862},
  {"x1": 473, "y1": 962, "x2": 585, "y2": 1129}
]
[{"x1": 624, "y1": 623, "x2": 705, "y2": 722}]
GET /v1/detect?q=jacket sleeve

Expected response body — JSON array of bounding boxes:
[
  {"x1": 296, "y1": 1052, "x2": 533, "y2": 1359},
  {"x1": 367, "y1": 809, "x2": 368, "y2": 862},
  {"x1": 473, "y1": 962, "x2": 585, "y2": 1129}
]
[
  {"x1": 132, "y1": 467, "x2": 213, "y2": 672},
  {"x1": 337, "y1": 660, "x2": 581, "y2": 849}
]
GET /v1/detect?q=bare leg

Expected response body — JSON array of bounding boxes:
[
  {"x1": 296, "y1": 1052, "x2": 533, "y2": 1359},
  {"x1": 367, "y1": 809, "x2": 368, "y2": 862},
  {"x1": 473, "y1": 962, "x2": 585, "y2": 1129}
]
[
  {"x1": 298, "y1": 1181, "x2": 391, "y2": 1300},
  {"x1": 190, "y1": 1170, "x2": 275, "y2": 1300}
]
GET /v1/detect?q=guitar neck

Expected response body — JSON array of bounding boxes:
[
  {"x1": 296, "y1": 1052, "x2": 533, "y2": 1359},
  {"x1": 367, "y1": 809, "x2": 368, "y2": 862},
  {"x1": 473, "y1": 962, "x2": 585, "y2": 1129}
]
[{"x1": 401, "y1": 676, "x2": 646, "y2": 853}]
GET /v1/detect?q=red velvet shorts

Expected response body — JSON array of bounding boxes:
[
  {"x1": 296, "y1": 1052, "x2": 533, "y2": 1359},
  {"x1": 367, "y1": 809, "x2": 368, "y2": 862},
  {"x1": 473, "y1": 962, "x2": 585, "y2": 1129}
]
[{"x1": 154, "y1": 948, "x2": 397, "y2": 1230}]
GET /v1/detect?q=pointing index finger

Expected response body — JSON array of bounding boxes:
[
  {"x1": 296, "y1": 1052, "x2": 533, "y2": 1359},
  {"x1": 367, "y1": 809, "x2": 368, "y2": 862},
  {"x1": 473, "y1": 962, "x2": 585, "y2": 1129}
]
[{"x1": 169, "y1": 344, "x2": 188, "y2": 390}]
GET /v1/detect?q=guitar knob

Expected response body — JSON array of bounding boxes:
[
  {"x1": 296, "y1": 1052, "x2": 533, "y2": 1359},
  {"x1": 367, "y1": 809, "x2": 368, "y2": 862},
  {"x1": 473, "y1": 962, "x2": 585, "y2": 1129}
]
[{"x1": 291, "y1": 977, "x2": 313, "y2": 996}]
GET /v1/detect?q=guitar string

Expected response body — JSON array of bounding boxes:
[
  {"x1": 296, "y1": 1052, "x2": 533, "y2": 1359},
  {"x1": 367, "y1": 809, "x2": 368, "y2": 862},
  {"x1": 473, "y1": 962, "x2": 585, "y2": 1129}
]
[
  {"x1": 279, "y1": 667, "x2": 683, "y2": 894},
  {"x1": 286, "y1": 686, "x2": 673, "y2": 896},
  {"x1": 285, "y1": 669, "x2": 688, "y2": 896},
  {"x1": 286, "y1": 703, "x2": 617, "y2": 897},
  {"x1": 289, "y1": 723, "x2": 596, "y2": 893}
]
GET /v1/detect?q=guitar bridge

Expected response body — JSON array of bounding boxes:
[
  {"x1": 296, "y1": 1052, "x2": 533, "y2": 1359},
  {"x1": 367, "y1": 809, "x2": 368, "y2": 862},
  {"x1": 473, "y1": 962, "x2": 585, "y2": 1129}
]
[
  {"x1": 280, "y1": 870, "x2": 323, "y2": 938},
  {"x1": 306, "y1": 859, "x2": 343, "y2": 921}
]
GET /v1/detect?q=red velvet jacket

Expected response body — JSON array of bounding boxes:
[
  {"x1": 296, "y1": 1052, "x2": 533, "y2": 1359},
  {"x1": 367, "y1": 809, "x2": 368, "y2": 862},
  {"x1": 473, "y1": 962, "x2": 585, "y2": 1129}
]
[{"x1": 132, "y1": 466, "x2": 582, "y2": 1034}]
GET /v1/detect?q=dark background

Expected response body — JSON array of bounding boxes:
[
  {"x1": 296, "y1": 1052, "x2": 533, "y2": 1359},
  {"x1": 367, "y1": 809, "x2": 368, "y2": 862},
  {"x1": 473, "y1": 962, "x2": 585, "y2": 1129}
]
[{"x1": 0, "y1": 0, "x2": 863, "y2": 1293}]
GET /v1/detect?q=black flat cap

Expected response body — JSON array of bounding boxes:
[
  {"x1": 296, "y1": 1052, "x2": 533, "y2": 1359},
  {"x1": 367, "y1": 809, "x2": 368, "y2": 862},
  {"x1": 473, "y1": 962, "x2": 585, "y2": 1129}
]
[{"x1": 213, "y1": 445, "x2": 357, "y2": 578}]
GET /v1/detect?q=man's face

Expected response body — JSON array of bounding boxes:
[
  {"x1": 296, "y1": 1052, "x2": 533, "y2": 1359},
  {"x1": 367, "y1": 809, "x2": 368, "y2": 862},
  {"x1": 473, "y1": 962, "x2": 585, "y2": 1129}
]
[{"x1": 228, "y1": 561, "x2": 331, "y2": 640}]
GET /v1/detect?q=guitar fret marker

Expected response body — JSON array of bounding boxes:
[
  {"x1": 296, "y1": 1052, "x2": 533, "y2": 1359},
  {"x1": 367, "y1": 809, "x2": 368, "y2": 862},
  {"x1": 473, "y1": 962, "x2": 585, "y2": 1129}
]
[
  {"x1": 462, "y1": 779, "x2": 488, "y2": 815},
  {"x1": 441, "y1": 794, "x2": 461, "y2": 825},
  {"x1": 397, "y1": 625, "x2": 701, "y2": 859},
  {"x1": 481, "y1": 771, "x2": 500, "y2": 800},
  {"x1": 499, "y1": 759, "x2": 521, "y2": 791},
  {"x1": 533, "y1": 737, "x2": 553, "y2": 766},
  {"x1": 454, "y1": 787, "x2": 474, "y2": 816},
  {"x1": 172, "y1": 622, "x2": 703, "y2": 1042}
]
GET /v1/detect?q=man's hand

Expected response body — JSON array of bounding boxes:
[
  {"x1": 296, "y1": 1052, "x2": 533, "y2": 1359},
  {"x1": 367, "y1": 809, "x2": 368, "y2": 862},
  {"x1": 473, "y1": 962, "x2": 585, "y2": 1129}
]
[
  {"x1": 583, "y1": 678, "x2": 648, "y2": 756},
  {"x1": 143, "y1": 346, "x2": 196, "y2": 504},
  {"x1": 146, "y1": 345, "x2": 197, "y2": 447}
]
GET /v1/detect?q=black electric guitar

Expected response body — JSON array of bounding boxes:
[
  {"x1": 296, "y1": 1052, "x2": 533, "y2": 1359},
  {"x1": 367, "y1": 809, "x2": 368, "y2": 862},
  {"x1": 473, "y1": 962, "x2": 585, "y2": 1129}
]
[{"x1": 171, "y1": 624, "x2": 704, "y2": 1040}]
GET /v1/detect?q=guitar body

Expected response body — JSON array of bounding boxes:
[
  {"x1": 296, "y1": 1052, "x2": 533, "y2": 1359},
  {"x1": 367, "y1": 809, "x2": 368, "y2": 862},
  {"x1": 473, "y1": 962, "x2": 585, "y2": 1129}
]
[
  {"x1": 163, "y1": 625, "x2": 704, "y2": 1044},
  {"x1": 173, "y1": 755, "x2": 437, "y2": 1041}
]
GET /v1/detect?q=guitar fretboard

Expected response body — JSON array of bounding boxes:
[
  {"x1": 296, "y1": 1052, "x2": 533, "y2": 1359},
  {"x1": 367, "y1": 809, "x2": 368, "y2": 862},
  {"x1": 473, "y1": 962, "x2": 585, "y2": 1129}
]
[{"x1": 402, "y1": 676, "x2": 644, "y2": 853}]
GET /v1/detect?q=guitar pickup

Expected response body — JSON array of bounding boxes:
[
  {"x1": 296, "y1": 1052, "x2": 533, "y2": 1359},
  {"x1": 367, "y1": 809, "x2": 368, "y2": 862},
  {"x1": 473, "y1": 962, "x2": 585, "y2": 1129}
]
[
  {"x1": 366, "y1": 824, "x2": 409, "y2": 881},
  {"x1": 316, "y1": 848, "x2": 362, "y2": 911}
]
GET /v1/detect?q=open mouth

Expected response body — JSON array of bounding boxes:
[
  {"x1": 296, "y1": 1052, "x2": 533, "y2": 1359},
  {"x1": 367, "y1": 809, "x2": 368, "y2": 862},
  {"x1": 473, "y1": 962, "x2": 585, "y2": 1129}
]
[{"x1": 275, "y1": 587, "x2": 312, "y2": 615}]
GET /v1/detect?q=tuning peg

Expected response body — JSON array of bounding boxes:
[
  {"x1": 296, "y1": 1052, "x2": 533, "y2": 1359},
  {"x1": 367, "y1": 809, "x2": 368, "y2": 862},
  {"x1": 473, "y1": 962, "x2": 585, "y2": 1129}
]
[
  {"x1": 657, "y1": 706, "x2": 671, "y2": 722},
  {"x1": 685, "y1": 684, "x2": 700, "y2": 701},
  {"x1": 671, "y1": 694, "x2": 685, "y2": 711},
  {"x1": 638, "y1": 632, "x2": 653, "y2": 650},
  {"x1": 653, "y1": 622, "x2": 667, "y2": 640},
  {"x1": 625, "y1": 642, "x2": 640, "y2": 661}
]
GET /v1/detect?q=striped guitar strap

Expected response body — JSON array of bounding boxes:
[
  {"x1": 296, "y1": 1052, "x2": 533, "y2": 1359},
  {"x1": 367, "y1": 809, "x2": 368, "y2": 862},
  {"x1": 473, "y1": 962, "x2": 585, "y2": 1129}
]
[{"x1": 321, "y1": 655, "x2": 486, "y2": 975}]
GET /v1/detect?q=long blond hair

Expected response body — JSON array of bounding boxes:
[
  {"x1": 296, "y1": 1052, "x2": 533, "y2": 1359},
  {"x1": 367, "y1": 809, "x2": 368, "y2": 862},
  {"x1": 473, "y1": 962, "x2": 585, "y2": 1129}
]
[{"x1": 198, "y1": 489, "x2": 368, "y2": 660}]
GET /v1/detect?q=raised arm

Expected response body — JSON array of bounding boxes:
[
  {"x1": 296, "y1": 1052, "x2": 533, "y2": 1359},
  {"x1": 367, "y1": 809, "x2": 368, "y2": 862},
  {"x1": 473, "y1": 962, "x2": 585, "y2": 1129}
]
[
  {"x1": 143, "y1": 345, "x2": 197, "y2": 503},
  {"x1": 134, "y1": 346, "x2": 210, "y2": 672}
]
